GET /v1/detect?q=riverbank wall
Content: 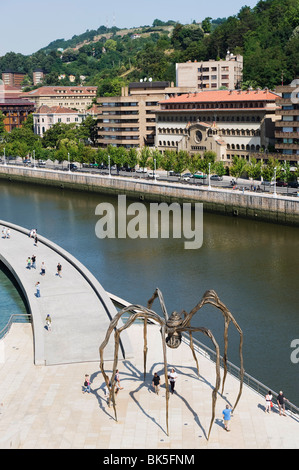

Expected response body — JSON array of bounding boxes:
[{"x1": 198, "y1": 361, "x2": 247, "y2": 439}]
[{"x1": 0, "y1": 165, "x2": 298, "y2": 226}]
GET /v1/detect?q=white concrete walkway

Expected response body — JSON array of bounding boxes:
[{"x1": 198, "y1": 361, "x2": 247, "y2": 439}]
[
  {"x1": 0, "y1": 322, "x2": 298, "y2": 449},
  {"x1": 0, "y1": 221, "x2": 132, "y2": 365}
]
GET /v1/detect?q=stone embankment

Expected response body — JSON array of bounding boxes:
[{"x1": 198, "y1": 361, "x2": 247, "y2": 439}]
[{"x1": 0, "y1": 165, "x2": 298, "y2": 226}]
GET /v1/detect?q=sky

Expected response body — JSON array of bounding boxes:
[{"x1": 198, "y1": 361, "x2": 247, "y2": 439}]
[{"x1": 0, "y1": 0, "x2": 259, "y2": 57}]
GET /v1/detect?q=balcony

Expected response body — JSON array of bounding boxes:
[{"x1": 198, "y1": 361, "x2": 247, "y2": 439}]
[
  {"x1": 275, "y1": 143, "x2": 299, "y2": 150},
  {"x1": 278, "y1": 109, "x2": 299, "y2": 116},
  {"x1": 275, "y1": 131, "x2": 299, "y2": 138}
]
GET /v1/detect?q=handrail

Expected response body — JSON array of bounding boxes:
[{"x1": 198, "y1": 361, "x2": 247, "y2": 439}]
[
  {"x1": 0, "y1": 313, "x2": 31, "y2": 340},
  {"x1": 109, "y1": 296, "x2": 299, "y2": 420}
]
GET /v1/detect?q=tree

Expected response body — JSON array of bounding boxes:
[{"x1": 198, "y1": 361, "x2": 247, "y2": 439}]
[
  {"x1": 202, "y1": 17, "x2": 212, "y2": 34},
  {"x1": 138, "y1": 146, "x2": 151, "y2": 170},
  {"x1": 246, "y1": 157, "x2": 262, "y2": 180},
  {"x1": 161, "y1": 150, "x2": 175, "y2": 175},
  {"x1": 172, "y1": 150, "x2": 188, "y2": 175},
  {"x1": 230, "y1": 156, "x2": 247, "y2": 181}
]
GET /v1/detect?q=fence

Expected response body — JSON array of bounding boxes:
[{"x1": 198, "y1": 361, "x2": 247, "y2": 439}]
[
  {"x1": 181, "y1": 332, "x2": 299, "y2": 421},
  {"x1": 0, "y1": 314, "x2": 31, "y2": 341}
]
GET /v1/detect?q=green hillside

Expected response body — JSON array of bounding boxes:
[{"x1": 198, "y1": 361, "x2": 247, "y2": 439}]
[{"x1": 0, "y1": 0, "x2": 298, "y2": 92}]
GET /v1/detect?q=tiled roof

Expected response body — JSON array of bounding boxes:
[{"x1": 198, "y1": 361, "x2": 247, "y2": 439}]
[
  {"x1": 34, "y1": 105, "x2": 78, "y2": 114},
  {"x1": 160, "y1": 89, "x2": 279, "y2": 104},
  {"x1": 22, "y1": 86, "x2": 97, "y2": 97}
]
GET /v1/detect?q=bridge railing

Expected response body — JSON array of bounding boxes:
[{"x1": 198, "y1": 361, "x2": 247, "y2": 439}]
[{"x1": 0, "y1": 314, "x2": 31, "y2": 341}]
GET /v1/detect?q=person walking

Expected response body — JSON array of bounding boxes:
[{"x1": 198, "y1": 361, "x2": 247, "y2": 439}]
[
  {"x1": 114, "y1": 369, "x2": 123, "y2": 392},
  {"x1": 40, "y1": 262, "x2": 46, "y2": 276},
  {"x1": 152, "y1": 372, "x2": 161, "y2": 395},
  {"x1": 222, "y1": 405, "x2": 233, "y2": 431},
  {"x1": 31, "y1": 255, "x2": 36, "y2": 269},
  {"x1": 26, "y1": 257, "x2": 31, "y2": 269},
  {"x1": 35, "y1": 282, "x2": 41, "y2": 298},
  {"x1": 45, "y1": 314, "x2": 52, "y2": 331},
  {"x1": 265, "y1": 390, "x2": 273, "y2": 413},
  {"x1": 34, "y1": 235, "x2": 38, "y2": 246},
  {"x1": 56, "y1": 263, "x2": 62, "y2": 278},
  {"x1": 277, "y1": 391, "x2": 288, "y2": 416},
  {"x1": 168, "y1": 368, "x2": 178, "y2": 394},
  {"x1": 6, "y1": 228, "x2": 10, "y2": 239},
  {"x1": 83, "y1": 374, "x2": 91, "y2": 393}
]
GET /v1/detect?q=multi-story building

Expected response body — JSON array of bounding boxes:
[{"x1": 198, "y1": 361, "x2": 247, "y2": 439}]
[
  {"x1": 33, "y1": 104, "x2": 98, "y2": 138},
  {"x1": 0, "y1": 81, "x2": 35, "y2": 132},
  {"x1": 176, "y1": 52, "x2": 243, "y2": 91},
  {"x1": 2, "y1": 70, "x2": 26, "y2": 88},
  {"x1": 275, "y1": 81, "x2": 299, "y2": 165},
  {"x1": 33, "y1": 69, "x2": 44, "y2": 86},
  {"x1": 156, "y1": 88, "x2": 279, "y2": 165},
  {"x1": 22, "y1": 86, "x2": 97, "y2": 112},
  {"x1": 97, "y1": 81, "x2": 197, "y2": 148}
]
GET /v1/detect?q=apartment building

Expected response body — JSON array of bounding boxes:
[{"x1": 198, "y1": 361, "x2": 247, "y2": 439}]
[
  {"x1": 97, "y1": 81, "x2": 197, "y2": 148},
  {"x1": 275, "y1": 81, "x2": 299, "y2": 165},
  {"x1": 156, "y1": 88, "x2": 279, "y2": 165},
  {"x1": 176, "y1": 52, "x2": 243, "y2": 91},
  {"x1": 2, "y1": 70, "x2": 26, "y2": 88},
  {"x1": 33, "y1": 69, "x2": 45, "y2": 86},
  {"x1": 22, "y1": 86, "x2": 97, "y2": 112}
]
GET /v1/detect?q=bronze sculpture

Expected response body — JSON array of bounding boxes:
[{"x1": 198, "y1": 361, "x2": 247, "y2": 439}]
[{"x1": 99, "y1": 288, "x2": 244, "y2": 440}]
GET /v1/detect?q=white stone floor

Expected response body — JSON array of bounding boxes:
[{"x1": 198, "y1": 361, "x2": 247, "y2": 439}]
[{"x1": 0, "y1": 322, "x2": 298, "y2": 449}]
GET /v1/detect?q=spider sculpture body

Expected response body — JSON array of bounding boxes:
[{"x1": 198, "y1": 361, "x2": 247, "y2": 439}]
[{"x1": 99, "y1": 288, "x2": 244, "y2": 440}]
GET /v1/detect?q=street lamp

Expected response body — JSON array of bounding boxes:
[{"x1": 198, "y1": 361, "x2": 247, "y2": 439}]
[
  {"x1": 154, "y1": 158, "x2": 156, "y2": 182},
  {"x1": 33, "y1": 150, "x2": 36, "y2": 169},
  {"x1": 208, "y1": 162, "x2": 211, "y2": 190},
  {"x1": 273, "y1": 167, "x2": 277, "y2": 198},
  {"x1": 108, "y1": 155, "x2": 111, "y2": 177},
  {"x1": 68, "y1": 153, "x2": 71, "y2": 173},
  {"x1": 3, "y1": 147, "x2": 6, "y2": 166}
]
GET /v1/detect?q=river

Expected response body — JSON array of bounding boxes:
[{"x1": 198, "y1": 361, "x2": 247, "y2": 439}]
[{"x1": 0, "y1": 179, "x2": 298, "y2": 405}]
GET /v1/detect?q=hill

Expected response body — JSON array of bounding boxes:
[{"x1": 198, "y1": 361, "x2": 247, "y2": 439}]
[{"x1": 0, "y1": 0, "x2": 298, "y2": 92}]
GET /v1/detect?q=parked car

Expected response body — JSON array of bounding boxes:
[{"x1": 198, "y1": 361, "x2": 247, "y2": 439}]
[
  {"x1": 147, "y1": 172, "x2": 160, "y2": 179},
  {"x1": 23, "y1": 159, "x2": 31, "y2": 166},
  {"x1": 136, "y1": 168, "x2": 147, "y2": 173},
  {"x1": 210, "y1": 174, "x2": 223, "y2": 181},
  {"x1": 69, "y1": 163, "x2": 78, "y2": 171},
  {"x1": 288, "y1": 181, "x2": 299, "y2": 188},
  {"x1": 276, "y1": 180, "x2": 288, "y2": 187},
  {"x1": 181, "y1": 173, "x2": 193, "y2": 181},
  {"x1": 193, "y1": 172, "x2": 207, "y2": 179},
  {"x1": 38, "y1": 160, "x2": 46, "y2": 166}
]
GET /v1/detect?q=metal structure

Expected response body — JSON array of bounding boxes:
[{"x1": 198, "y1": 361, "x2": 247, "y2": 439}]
[{"x1": 99, "y1": 288, "x2": 244, "y2": 440}]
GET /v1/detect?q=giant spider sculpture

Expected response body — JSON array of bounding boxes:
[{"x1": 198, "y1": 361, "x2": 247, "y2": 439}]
[{"x1": 99, "y1": 288, "x2": 244, "y2": 440}]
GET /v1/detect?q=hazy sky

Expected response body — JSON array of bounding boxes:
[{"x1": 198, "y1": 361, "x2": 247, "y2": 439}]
[{"x1": 0, "y1": 0, "x2": 259, "y2": 56}]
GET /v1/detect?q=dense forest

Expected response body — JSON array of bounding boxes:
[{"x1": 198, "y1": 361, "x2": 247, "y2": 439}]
[{"x1": 0, "y1": 0, "x2": 298, "y2": 93}]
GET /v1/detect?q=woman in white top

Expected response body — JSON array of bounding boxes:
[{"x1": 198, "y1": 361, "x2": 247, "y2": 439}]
[{"x1": 265, "y1": 390, "x2": 273, "y2": 413}]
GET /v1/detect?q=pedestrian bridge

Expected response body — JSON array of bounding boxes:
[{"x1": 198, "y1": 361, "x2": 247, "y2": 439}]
[{"x1": 0, "y1": 220, "x2": 132, "y2": 366}]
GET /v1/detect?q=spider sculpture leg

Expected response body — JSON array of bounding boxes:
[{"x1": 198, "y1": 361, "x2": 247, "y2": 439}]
[
  {"x1": 174, "y1": 325, "x2": 221, "y2": 440},
  {"x1": 99, "y1": 305, "x2": 166, "y2": 425},
  {"x1": 181, "y1": 310, "x2": 200, "y2": 376},
  {"x1": 182, "y1": 289, "x2": 244, "y2": 412}
]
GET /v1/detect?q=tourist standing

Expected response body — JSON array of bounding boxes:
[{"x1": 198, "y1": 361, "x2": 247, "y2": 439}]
[
  {"x1": 83, "y1": 374, "x2": 91, "y2": 393},
  {"x1": 222, "y1": 405, "x2": 232, "y2": 431},
  {"x1": 168, "y1": 368, "x2": 178, "y2": 394},
  {"x1": 277, "y1": 391, "x2": 288, "y2": 416},
  {"x1": 35, "y1": 282, "x2": 41, "y2": 298},
  {"x1": 56, "y1": 263, "x2": 62, "y2": 278},
  {"x1": 265, "y1": 390, "x2": 273, "y2": 413},
  {"x1": 152, "y1": 372, "x2": 161, "y2": 395},
  {"x1": 40, "y1": 262, "x2": 46, "y2": 276},
  {"x1": 45, "y1": 314, "x2": 52, "y2": 331},
  {"x1": 31, "y1": 255, "x2": 36, "y2": 269}
]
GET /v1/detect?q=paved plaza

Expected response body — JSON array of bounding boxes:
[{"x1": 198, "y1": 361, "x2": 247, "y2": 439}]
[{"x1": 0, "y1": 322, "x2": 298, "y2": 449}]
